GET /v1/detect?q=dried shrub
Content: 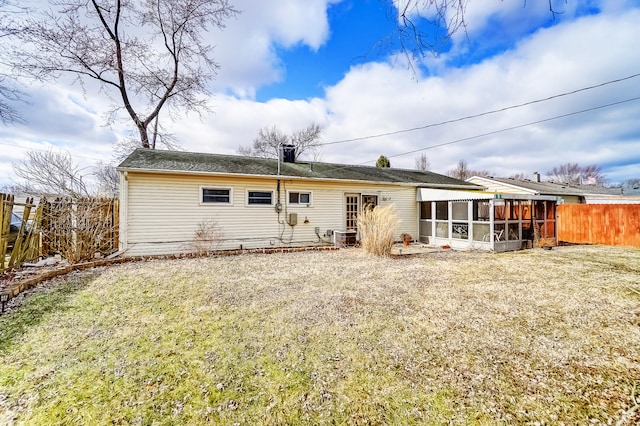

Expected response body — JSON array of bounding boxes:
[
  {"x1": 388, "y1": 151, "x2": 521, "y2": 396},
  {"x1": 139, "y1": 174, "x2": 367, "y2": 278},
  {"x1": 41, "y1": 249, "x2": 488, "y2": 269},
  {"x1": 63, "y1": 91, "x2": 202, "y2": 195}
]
[
  {"x1": 358, "y1": 205, "x2": 400, "y2": 256},
  {"x1": 191, "y1": 219, "x2": 224, "y2": 254},
  {"x1": 41, "y1": 197, "x2": 118, "y2": 263}
]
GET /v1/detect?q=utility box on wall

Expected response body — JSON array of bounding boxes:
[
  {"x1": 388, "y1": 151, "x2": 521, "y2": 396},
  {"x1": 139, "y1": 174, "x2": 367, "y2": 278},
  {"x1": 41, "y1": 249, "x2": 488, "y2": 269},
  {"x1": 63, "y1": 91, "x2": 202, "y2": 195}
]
[{"x1": 287, "y1": 213, "x2": 298, "y2": 226}]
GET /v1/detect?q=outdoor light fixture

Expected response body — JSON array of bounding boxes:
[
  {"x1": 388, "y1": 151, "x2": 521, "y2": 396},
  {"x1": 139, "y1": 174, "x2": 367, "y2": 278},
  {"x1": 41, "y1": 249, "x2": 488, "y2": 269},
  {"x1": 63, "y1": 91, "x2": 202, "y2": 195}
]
[{"x1": 0, "y1": 292, "x2": 9, "y2": 314}]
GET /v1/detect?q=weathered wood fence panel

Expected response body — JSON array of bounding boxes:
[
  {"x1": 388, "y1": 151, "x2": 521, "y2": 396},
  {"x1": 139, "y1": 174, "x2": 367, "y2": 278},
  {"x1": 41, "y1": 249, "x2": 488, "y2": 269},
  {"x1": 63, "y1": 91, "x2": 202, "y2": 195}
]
[
  {"x1": 1, "y1": 194, "x2": 42, "y2": 271},
  {"x1": 2, "y1": 195, "x2": 119, "y2": 273},
  {"x1": 41, "y1": 197, "x2": 119, "y2": 262},
  {"x1": 557, "y1": 204, "x2": 640, "y2": 248}
]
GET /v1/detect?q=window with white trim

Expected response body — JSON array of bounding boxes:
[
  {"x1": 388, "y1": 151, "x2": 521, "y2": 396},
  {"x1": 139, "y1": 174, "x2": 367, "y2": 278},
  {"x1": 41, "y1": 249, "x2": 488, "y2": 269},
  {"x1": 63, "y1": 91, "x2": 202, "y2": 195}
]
[
  {"x1": 201, "y1": 187, "x2": 232, "y2": 204},
  {"x1": 288, "y1": 191, "x2": 311, "y2": 206},
  {"x1": 247, "y1": 190, "x2": 273, "y2": 205}
]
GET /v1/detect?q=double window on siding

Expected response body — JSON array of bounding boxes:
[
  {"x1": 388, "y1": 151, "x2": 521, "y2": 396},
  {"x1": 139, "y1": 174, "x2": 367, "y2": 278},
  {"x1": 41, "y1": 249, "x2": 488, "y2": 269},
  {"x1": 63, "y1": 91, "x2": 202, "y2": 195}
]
[
  {"x1": 201, "y1": 187, "x2": 232, "y2": 204},
  {"x1": 288, "y1": 191, "x2": 311, "y2": 206}
]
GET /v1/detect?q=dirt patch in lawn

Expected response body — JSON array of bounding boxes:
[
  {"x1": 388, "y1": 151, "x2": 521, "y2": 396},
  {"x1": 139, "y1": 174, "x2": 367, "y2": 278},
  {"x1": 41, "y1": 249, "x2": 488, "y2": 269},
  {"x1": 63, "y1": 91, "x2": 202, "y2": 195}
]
[{"x1": 1, "y1": 245, "x2": 639, "y2": 424}]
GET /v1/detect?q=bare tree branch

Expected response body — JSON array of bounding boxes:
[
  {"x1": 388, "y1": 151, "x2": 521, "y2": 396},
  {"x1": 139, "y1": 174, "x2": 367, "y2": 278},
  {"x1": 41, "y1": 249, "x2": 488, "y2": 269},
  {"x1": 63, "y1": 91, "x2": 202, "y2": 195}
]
[
  {"x1": 238, "y1": 123, "x2": 323, "y2": 161},
  {"x1": 546, "y1": 163, "x2": 606, "y2": 185},
  {"x1": 12, "y1": 150, "x2": 93, "y2": 198},
  {"x1": 11, "y1": 0, "x2": 237, "y2": 147},
  {"x1": 446, "y1": 159, "x2": 490, "y2": 180},
  {"x1": 0, "y1": 0, "x2": 28, "y2": 125},
  {"x1": 380, "y1": 0, "x2": 569, "y2": 61},
  {"x1": 415, "y1": 153, "x2": 430, "y2": 171},
  {"x1": 94, "y1": 161, "x2": 120, "y2": 197}
]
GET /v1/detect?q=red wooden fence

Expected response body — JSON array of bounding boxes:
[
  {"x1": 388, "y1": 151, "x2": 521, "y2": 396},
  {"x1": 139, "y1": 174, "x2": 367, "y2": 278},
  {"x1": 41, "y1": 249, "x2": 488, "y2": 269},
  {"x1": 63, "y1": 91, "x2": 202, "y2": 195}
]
[{"x1": 557, "y1": 204, "x2": 640, "y2": 248}]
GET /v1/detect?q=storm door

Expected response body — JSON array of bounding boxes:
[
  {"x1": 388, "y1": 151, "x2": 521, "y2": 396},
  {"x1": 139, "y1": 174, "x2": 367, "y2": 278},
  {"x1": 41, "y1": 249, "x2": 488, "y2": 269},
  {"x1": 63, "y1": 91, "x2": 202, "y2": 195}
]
[{"x1": 345, "y1": 194, "x2": 360, "y2": 231}]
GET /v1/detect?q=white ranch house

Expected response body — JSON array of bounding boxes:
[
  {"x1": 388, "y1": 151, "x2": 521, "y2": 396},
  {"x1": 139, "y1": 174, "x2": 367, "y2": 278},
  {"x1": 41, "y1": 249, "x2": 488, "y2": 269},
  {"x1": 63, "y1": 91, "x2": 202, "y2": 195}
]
[{"x1": 116, "y1": 149, "x2": 557, "y2": 256}]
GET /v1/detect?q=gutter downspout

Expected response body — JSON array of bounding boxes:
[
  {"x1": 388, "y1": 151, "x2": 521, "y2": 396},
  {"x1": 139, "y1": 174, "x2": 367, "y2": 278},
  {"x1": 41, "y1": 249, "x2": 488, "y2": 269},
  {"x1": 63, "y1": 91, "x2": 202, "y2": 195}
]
[{"x1": 276, "y1": 143, "x2": 282, "y2": 214}]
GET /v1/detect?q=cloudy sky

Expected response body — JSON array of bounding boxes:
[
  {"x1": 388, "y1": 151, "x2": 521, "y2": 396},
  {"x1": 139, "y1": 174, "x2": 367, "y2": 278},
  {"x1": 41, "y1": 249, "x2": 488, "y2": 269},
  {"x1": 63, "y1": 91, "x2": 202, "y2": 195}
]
[{"x1": 2, "y1": 0, "x2": 640, "y2": 188}]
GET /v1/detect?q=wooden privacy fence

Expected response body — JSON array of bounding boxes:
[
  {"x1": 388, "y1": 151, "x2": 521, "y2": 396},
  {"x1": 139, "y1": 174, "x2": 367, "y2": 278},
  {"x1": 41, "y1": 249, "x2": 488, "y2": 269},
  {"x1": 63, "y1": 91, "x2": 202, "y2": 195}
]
[
  {"x1": 1, "y1": 194, "x2": 42, "y2": 271},
  {"x1": 2, "y1": 194, "x2": 119, "y2": 273},
  {"x1": 557, "y1": 204, "x2": 640, "y2": 248},
  {"x1": 41, "y1": 197, "x2": 119, "y2": 263}
]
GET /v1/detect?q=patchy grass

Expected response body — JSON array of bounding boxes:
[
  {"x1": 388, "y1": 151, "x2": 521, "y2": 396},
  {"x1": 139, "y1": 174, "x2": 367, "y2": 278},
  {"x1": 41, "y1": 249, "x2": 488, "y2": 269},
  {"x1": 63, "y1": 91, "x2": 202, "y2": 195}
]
[{"x1": 1, "y1": 245, "x2": 639, "y2": 424}]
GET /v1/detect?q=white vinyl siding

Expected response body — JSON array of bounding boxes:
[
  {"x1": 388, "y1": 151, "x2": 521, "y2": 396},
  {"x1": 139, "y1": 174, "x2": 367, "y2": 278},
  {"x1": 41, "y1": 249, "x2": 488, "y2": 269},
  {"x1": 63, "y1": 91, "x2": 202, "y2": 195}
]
[{"x1": 120, "y1": 172, "x2": 420, "y2": 256}]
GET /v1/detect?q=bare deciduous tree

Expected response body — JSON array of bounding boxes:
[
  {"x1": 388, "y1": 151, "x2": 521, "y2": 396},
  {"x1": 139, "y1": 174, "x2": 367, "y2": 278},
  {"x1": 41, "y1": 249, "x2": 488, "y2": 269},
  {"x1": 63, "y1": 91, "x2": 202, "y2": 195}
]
[
  {"x1": 546, "y1": 163, "x2": 606, "y2": 185},
  {"x1": 94, "y1": 161, "x2": 120, "y2": 197},
  {"x1": 446, "y1": 159, "x2": 490, "y2": 180},
  {"x1": 12, "y1": 149, "x2": 124, "y2": 198},
  {"x1": 12, "y1": 0, "x2": 237, "y2": 147},
  {"x1": 239, "y1": 123, "x2": 323, "y2": 161},
  {"x1": 414, "y1": 153, "x2": 430, "y2": 171},
  {"x1": 13, "y1": 150, "x2": 93, "y2": 198}
]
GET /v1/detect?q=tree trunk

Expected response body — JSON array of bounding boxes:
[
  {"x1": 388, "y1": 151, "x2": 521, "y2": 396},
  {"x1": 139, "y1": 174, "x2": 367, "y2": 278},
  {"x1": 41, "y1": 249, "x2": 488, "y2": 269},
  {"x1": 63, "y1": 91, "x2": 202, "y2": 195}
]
[{"x1": 137, "y1": 123, "x2": 150, "y2": 149}]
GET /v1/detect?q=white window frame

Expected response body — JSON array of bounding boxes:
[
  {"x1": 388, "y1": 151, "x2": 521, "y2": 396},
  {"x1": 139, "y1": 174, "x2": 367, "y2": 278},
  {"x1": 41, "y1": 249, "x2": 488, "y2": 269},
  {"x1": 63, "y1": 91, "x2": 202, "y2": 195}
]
[
  {"x1": 246, "y1": 189, "x2": 274, "y2": 206},
  {"x1": 287, "y1": 190, "x2": 312, "y2": 207},
  {"x1": 200, "y1": 186, "x2": 233, "y2": 206}
]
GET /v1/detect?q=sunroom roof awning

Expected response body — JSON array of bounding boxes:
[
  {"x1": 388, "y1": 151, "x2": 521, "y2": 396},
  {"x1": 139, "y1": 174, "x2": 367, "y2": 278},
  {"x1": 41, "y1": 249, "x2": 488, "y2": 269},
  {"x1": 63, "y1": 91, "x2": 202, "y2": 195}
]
[
  {"x1": 417, "y1": 188, "x2": 561, "y2": 202},
  {"x1": 417, "y1": 188, "x2": 494, "y2": 202}
]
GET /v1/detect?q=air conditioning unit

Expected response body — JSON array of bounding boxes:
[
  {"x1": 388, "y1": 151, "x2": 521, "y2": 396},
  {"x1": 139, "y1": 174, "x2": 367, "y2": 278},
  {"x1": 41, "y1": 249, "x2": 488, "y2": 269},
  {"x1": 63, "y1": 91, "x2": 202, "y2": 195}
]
[{"x1": 333, "y1": 230, "x2": 357, "y2": 247}]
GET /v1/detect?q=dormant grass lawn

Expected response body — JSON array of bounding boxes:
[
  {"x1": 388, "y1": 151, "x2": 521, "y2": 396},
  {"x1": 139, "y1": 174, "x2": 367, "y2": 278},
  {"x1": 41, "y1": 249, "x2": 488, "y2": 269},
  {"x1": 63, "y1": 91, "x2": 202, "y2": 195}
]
[{"x1": 0, "y1": 245, "x2": 639, "y2": 425}]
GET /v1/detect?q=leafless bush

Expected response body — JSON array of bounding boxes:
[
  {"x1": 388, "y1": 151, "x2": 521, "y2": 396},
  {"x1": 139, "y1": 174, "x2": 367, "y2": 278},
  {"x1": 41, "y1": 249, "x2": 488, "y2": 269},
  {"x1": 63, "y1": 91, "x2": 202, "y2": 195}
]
[
  {"x1": 191, "y1": 219, "x2": 224, "y2": 254},
  {"x1": 358, "y1": 205, "x2": 400, "y2": 256}
]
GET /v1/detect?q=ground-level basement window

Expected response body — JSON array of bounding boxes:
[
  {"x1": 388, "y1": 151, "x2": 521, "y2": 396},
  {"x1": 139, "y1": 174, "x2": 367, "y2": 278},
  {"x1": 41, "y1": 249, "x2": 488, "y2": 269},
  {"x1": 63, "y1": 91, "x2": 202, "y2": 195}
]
[
  {"x1": 201, "y1": 187, "x2": 232, "y2": 204},
  {"x1": 247, "y1": 190, "x2": 273, "y2": 205},
  {"x1": 288, "y1": 191, "x2": 311, "y2": 205}
]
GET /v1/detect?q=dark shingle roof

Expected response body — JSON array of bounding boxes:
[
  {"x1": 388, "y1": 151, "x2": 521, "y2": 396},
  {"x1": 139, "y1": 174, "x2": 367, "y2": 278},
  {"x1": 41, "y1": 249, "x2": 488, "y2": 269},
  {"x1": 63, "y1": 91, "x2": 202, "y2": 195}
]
[
  {"x1": 488, "y1": 177, "x2": 621, "y2": 196},
  {"x1": 118, "y1": 149, "x2": 480, "y2": 188}
]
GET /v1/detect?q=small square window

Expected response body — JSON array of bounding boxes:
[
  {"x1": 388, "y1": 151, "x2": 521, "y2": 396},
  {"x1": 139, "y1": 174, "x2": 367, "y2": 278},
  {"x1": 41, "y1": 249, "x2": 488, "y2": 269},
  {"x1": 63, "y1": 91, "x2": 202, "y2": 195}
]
[
  {"x1": 248, "y1": 191, "x2": 273, "y2": 205},
  {"x1": 288, "y1": 191, "x2": 311, "y2": 205},
  {"x1": 202, "y1": 188, "x2": 231, "y2": 204}
]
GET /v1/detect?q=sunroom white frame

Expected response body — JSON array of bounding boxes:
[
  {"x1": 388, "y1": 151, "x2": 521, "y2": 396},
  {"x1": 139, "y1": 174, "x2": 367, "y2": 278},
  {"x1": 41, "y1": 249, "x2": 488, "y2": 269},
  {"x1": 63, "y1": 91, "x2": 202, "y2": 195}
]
[{"x1": 417, "y1": 188, "x2": 559, "y2": 252}]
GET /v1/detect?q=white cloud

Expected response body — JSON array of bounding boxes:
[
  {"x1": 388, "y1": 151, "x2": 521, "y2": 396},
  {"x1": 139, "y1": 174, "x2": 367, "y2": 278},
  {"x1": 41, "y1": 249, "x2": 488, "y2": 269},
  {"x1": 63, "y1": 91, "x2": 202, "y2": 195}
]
[
  {"x1": 208, "y1": 0, "x2": 339, "y2": 97},
  {"x1": 317, "y1": 7, "x2": 640, "y2": 180},
  {"x1": 2, "y1": 1, "x2": 639, "y2": 189}
]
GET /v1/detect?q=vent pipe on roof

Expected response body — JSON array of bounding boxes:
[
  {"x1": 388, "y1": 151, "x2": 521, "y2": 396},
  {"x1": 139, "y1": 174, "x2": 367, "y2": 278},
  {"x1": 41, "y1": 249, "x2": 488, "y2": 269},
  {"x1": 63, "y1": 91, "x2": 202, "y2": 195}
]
[{"x1": 281, "y1": 144, "x2": 296, "y2": 163}]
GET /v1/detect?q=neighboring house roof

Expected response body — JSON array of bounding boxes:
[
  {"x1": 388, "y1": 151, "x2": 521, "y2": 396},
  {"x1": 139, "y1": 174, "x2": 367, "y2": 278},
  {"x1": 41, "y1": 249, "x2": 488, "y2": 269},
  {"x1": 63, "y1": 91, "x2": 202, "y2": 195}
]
[
  {"x1": 467, "y1": 175, "x2": 622, "y2": 197},
  {"x1": 621, "y1": 180, "x2": 640, "y2": 196},
  {"x1": 118, "y1": 149, "x2": 481, "y2": 189}
]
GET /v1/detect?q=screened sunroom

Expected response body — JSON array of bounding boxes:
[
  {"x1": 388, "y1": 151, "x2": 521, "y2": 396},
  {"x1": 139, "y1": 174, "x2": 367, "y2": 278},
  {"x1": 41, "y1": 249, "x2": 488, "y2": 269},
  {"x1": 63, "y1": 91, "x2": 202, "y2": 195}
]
[{"x1": 417, "y1": 189, "x2": 559, "y2": 252}]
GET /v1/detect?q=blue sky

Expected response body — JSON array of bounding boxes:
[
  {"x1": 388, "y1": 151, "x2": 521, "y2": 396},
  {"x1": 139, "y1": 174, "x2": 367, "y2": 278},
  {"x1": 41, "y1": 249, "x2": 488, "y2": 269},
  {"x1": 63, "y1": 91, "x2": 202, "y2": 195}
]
[
  {"x1": 256, "y1": 1, "x2": 398, "y2": 101},
  {"x1": 2, "y1": 0, "x2": 640, "y2": 188}
]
